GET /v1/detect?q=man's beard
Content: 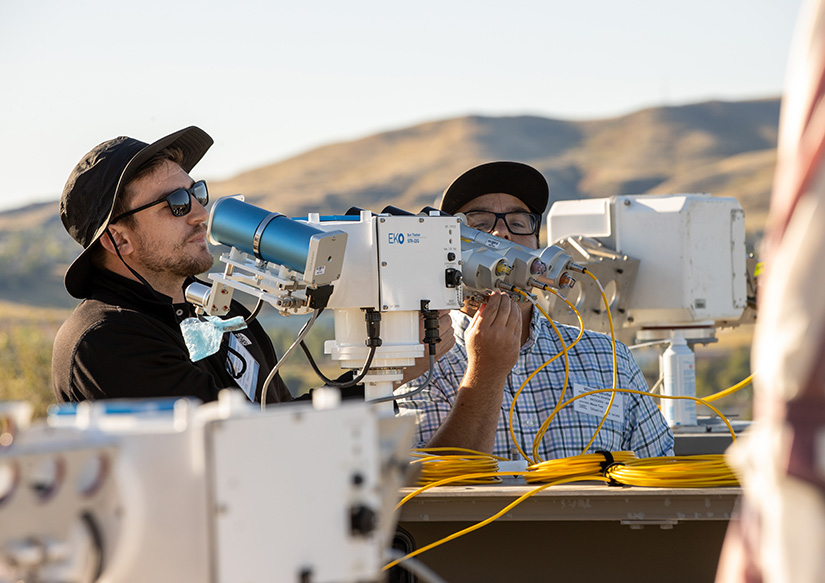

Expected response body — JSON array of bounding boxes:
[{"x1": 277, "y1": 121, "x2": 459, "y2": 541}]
[{"x1": 134, "y1": 227, "x2": 214, "y2": 278}]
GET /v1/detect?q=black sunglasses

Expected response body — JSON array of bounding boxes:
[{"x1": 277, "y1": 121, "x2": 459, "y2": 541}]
[
  {"x1": 463, "y1": 210, "x2": 540, "y2": 235},
  {"x1": 111, "y1": 180, "x2": 209, "y2": 224}
]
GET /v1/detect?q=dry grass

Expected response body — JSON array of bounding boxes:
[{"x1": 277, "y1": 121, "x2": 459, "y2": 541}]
[{"x1": 0, "y1": 300, "x2": 72, "y2": 327}]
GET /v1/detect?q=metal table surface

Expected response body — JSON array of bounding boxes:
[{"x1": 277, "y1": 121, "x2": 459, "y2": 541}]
[
  {"x1": 399, "y1": 482, "x2": 740, "y2": 526},
  {"x1": 396, "y1": 482, "x2": 741, "y2": 583}
]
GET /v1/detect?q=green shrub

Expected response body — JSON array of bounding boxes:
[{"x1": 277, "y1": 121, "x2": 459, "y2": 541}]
[{"x1": 0, "y1": 324, "x2": 57, "y2": 418}]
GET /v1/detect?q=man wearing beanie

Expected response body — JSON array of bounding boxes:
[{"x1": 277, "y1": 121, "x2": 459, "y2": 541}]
[
  {"x1": 52, "y1": 127, "x2": 292, "y2": 405},
  {"x1": 395, "y1": 161, "x2": 673, "y2": 460}
]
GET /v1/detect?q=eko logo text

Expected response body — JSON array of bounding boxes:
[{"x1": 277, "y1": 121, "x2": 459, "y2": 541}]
[{"x1": 388, "y1": 232, "x2": 422, "y2": 244}]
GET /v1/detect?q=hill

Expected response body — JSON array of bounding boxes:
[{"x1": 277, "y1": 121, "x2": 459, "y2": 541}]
[
  {"x1": 208, "y1": 98, "x2": 779, "y2": 236},
  {"x1": 0, "y1": 97, "x2": 780, "y2": 311}
]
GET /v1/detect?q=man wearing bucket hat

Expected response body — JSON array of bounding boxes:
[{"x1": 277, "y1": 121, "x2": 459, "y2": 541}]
[
  {"x1": 52, "y1": 126, "x2": 292, "y2": 405},
  {"x1": 395, "y1": 161, "x2": 673, "y2": 460}
]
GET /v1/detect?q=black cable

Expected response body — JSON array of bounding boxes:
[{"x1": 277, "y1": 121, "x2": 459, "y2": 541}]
[
  {"x1": 245, "y1": 297, "x2": 264, "y2": 324},
  {"x1": 299, "y1": 340, "x2": 378, "y2": 388},
  {"x1": 80, "y1": 511, "x2": 105, "y2": 582},
  {"x1": 299, "y1": 308, "x2": 382, "y2": 389},
  {"x1": 369, "y1": 301, "x2": 442, "y2": 404}
]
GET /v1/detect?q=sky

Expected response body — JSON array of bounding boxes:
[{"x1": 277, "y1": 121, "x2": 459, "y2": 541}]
[{"x1": 0, "y1": 0, "x2": 804, "y2": 212}]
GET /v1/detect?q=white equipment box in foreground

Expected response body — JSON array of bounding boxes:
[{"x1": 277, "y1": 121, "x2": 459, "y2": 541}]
[
  {"x1": 0, "y1": 393, "x2": 414, "y2": 583},
  {"x1": 548, "y1": 193, "x2": 748, "y2": 329}
]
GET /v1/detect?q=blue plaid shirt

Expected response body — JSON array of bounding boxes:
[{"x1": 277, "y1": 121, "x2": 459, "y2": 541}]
[{"x1": 395, "y1": 309, "x2": 674, "y2": 460}]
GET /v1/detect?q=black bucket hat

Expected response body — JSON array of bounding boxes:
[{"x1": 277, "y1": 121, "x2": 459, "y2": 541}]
[
  {"x1": 60, "y1": 126, "x2": 213, "y2": 299},
  {"x1": 439, "y1": 161, "x2": 549, "y2": 216}
]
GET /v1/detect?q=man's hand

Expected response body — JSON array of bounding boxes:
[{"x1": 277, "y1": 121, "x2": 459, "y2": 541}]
[{"x1": 464, "y1": 291, "x2": 522, "y2": 381}]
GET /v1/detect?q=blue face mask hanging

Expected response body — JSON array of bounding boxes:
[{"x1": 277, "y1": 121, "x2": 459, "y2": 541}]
[{"x1": 180, "y1": 315, "x2": 248, "y2": 361}]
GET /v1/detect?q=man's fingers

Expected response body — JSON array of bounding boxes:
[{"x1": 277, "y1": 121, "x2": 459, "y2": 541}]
[{"x1": 476, "y1": 291, "x2": 519, "y2": 328}]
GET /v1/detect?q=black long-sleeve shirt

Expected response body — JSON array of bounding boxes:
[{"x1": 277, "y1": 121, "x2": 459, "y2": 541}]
[{"x1": 52, "y1": 268, "x2": 292, "y2": 405}]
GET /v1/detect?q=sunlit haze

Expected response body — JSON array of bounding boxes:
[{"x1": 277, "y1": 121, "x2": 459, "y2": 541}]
[{"x1": 0, "y1": 0, "x2": 803, "y2": 211}]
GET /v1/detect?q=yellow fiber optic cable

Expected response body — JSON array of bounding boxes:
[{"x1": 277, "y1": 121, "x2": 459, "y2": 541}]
[
  {"x1": 397, "y1": 469, "x2": 522, "y2": 510},
  {"x1": 505, "y1": 288, "x2": 583, "y2": 463},
  {"x1": 410, "y1": 448, "x2": 507, "y2": 486},
  {"x1": 702, "y1": 374, "x2": 754, "y2": 402},
  {"x1": 604, "y1": 455, "x2": 739, "y2": 487},
  {"x1": 412, "y1": 447, "x2": 505, "y2": 457},
  {"x1": 509, "y1": 274, "x2": 619, "y2": 465},
  {"x1": 525, "y1": 450, "x2": 637, "y2": 483},
  {"x1": 509, "y1": 292, "x2": 567, "y2": 462},
  {"x1": 754, "y1": 261, "x2": 765, "y2": 277},
  {"x1": 530, "y1": 289, "x2": 586, "y2": 463},
  {"x1": 385, "y1": 474, "x2": 608, "y2": 571},
  {"x1": 551, "y1": 387, "x2": 737, "y2": 440},
  {"x1": 391, "y1": 448, "x2": 738, "y2": 571},
  {"x1": 578, "y1": 269, "x2": 619, "y2": 456}
]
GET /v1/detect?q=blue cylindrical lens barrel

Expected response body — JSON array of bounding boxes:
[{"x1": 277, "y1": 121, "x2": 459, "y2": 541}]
[{"x1": 208, "y1": 197, "x2": 323, "y2": 273}]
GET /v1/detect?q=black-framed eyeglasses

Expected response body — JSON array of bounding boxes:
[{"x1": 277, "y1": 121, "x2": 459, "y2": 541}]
[
  {"x1": 463, "y1": 211, "x2": 540, "y2": 235},
  {"x1": 111, "y1": 180, "x2": 209, "y2": 224}
]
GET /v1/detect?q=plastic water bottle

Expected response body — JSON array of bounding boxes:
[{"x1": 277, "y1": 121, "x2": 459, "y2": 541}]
[{"x1": 662, "y1": 334, "x2": 697, "y2": 427}]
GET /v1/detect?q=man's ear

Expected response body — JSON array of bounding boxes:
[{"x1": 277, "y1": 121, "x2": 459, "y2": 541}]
[{"x1": 100, "y1": 225, "x2": 135, "y2": 257}]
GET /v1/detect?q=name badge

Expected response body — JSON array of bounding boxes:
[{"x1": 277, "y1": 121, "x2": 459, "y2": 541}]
[
  {"x1": 572, "y1": 382, "x2": 624, "y2": 423},
  {"x1": 227, "y1": 333, "x2": 260, "y2": 402}
]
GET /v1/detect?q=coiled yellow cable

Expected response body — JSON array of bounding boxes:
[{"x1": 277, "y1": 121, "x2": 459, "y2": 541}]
[
  {"x1": 410, "y1": 447, "x2": 505, "y2": 486},
  {"x1": 524, "y1": 450, "x2": 637, "y2": 483},
  {"x1": 387, "y1": 448, "x2": 739, "y2": 571},
  {"x1": 604, "y1": 455, "x2": 739, "y2": 487}
]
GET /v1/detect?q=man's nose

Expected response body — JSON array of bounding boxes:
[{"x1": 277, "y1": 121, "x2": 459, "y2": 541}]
[
  {"x1": 489, "y1": 216, "x2": 512, "y2": 240},
  {"x1": 188, "y1": 195, "x2": 209, "y2": 224}
]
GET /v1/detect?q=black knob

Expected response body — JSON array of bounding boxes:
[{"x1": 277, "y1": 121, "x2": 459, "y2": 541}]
[
  {"x1": 445, "y1": 268, "x2": 462, "y2": 288},
  {"x1": 350, "y1": 505, "x2": 377, "y2": 536}
]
